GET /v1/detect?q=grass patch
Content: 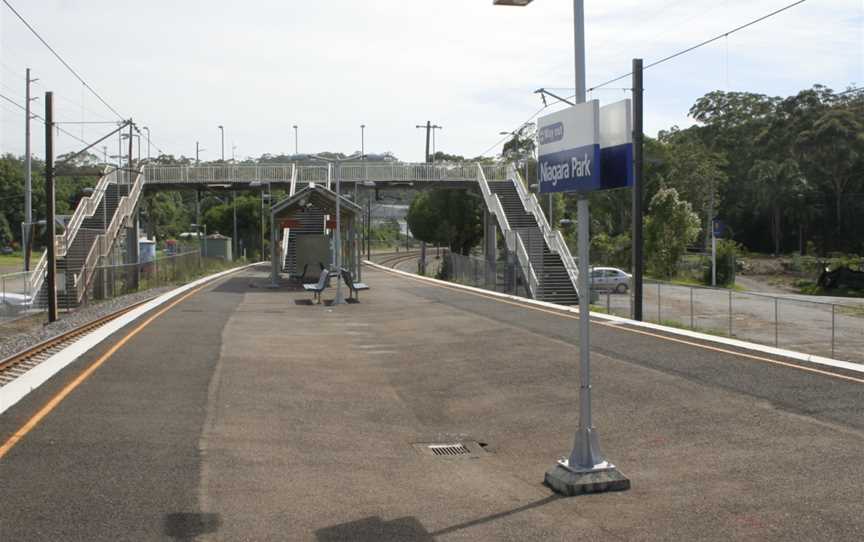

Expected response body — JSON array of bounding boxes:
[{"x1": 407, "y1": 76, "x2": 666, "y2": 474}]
[{"x1": 0, "y1": 252, "x2": 25, "y2": 268}]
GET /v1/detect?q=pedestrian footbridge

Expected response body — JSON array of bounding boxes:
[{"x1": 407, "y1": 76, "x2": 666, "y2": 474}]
[{"x1": 27, "y1": 161, "x2": 583, "y2": 311}]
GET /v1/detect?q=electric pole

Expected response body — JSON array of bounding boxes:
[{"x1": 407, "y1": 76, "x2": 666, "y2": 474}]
[
  {"x1": 45, "y1": 91, "x2": 57, "y2": 323},
  {"x1": 415, "y1": 121, "x2": 432, "y2": 163},
  {"x1": 431, "y1": 124, "x2": 442, "y2": 162},
  {"x1": 24, "y1": 68, "x2": 37, "y2": 271}
]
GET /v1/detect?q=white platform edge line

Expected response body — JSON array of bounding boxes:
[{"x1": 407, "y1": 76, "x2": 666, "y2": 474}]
[
  {"x1": 364, "y1": 260, "x2": 863, "y2": 375},
  {"x1": 0, "y1": 262, "x2": 261, "y2": 416}
]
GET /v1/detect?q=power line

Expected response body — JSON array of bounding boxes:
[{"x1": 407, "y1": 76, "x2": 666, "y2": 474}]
[
  {"x1": 478, "y1": 0, "x2": 810, "y2": 157},
  {"x1": 588, "y1": 0, "x2": 810, "y2": 92},
  {"x1": 1, "y1": 0, "x2": 125, "y2": 121},
  {"x1": 0, "y1": 91, "x2": 91, "y2": 146}
]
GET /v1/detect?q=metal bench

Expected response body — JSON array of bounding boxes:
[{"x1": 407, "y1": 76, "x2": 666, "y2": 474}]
[
  {"x1": 303, "y1": 269, "x2": 329, "y2": 304},
  {"x1": 340, "y1": 269, "x2": 369, "y2": 301}
]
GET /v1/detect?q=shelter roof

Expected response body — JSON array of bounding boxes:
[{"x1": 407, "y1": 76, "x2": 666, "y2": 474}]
[{"x1": 271, "y1": 183, "x2": 362, "y2": 219}]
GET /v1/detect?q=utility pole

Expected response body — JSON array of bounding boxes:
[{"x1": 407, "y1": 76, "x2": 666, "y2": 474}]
[
  {"x1": 430, "y1": 124, "x2": 442, "y2": 162},
  {"x1": 415, "y1": 121, "x2": 432, "y2": 163},
  {"x1": 44, "y1": 92, "x2": 57, "y2": 323},
  {"x1": 23, "y1": 68, "x2": 37, "y2": 271},
  {"x1": 143, "y1": 126, "x2": 150, "y2": 160},
  {"x1": 196, "y1": 142, "x2": 204, "y2": 233},
  {"x1": 632, "y1": 58, "x2": 644, "y2": 321},
  {"x1": 293, "y1": 125, "x2": 298, "y2": 155}
]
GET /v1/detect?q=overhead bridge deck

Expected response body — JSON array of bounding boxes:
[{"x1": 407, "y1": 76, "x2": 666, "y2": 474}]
[
  {"x1": 142, "y1": 162, "x2": 508, "y2": 190},
  {"x1": 1, "y1": 264, "x2": 862, "y2": 540}
]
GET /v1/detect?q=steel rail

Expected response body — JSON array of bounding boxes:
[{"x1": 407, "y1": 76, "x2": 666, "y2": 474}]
[{"x1": 0, "y1": 296, "x2": 156, "y2": 384}]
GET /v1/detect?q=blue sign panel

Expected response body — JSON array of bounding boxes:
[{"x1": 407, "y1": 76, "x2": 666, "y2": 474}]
[
  {"x1": 599, "y1": 142, "x2": 634, "y2": 191},
  {"x1": 539, "y1": 144, "x2": 602, "y2": 194},
  {"x1": 712, "y1": 219, "x2": 724, "y2": 238}
]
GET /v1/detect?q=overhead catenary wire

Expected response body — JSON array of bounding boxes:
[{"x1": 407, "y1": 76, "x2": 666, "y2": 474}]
[
  {"x1": 1, "y1": 0, "x2": 126, "y2": 121},
  {"x1": 477, "y1": 0, "x2": 811, "y2": 157},
  {"x1": 587, "y1": 0, "x2": 810, "y2": 93},
  {"x1": 1, "y1": 91, "x2": 93, "y2": 147}
]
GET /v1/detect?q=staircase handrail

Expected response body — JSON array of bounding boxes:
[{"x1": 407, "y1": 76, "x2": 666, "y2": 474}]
[
  {"x1": 289, "y1": 164, "x2": 298, "y2": 196},
  {"x1": 27, "y1": 167, "x2": 114, "y2": 304},
  {"x1": 76, "y1": 169, "x2": 145, "y2": 303},
  {"x1": 509, "y1": 164, "x2": 581, "y2": 293},
  {"x1": 476, "y1": 164, "x2": 538, "y2": 298},
  {"x1": 56, "y1": 166, "x2": 114, "y2": 258}
]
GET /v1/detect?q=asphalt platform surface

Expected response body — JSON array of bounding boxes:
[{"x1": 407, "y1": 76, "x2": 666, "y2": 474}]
[{"x1": 1, "y1": 263, "x2": 863, "y2": 541}]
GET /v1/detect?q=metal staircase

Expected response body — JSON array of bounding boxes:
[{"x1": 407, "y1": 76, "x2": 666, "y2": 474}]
[
  {"x1": 281, "y1": 207, "x2": 326, "y2": 275},
  {"x1": 478, "y1": 165, "x2": 581, "y2": 305},
  {"x1": 31, "y1": 169, "x2": 143, "y2": 309}
]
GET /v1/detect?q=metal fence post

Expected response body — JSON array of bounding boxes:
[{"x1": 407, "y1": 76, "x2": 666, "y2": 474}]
[
  {"x1": 690, "y1": 287, "x2": 694, "y2": 329},
  {"x1": 606, "y1": 291, "x2": 611, "y2": 314},
  {"x1": 774, "y1": 297, "x2": 779, "y2": 347},
  {"x1": 728, "y1": 289, "x2": 733, "y2": 336},
  {"x1": 831, "y1": 304, "x2": 836, "y2": 359},
  {"x1": 657, "y1": 281, "x2": 661, "y2": 322}
]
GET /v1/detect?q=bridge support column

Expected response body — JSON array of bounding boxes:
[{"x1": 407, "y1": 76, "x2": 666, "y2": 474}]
[
  {"x1": 124, "y1": 211, "x2": 140, "y2": 291},
  {"x1": 483, "y1": 209, "x2": 497, "y2": 290}
]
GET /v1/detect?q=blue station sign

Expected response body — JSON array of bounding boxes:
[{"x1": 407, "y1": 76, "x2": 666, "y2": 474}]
[
  {"x1": 537, "y1": 99, "x2": 634, "y2": 194},
  {"x1": 537, "y1": 101, "x2": 601, "y2": 194}
]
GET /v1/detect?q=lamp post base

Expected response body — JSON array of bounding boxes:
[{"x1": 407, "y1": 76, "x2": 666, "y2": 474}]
[{"x1": 544, "y1": 459, "x2": 630, "y2": 496}]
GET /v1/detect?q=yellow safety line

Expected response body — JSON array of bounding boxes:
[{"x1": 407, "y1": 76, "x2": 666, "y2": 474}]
[
  {"x1": 373, "y1": 266, "x2": 864, "y2": 386},
  {"x1": 0, "y1": 283, "x2": 210, "y2": 461}
]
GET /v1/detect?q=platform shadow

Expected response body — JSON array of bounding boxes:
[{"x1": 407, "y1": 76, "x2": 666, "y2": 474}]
[
  {"x1": 164, "y1": 512, "x2": 221, "y2": 540},
  {"x1": 314, "y1": 495, "x2": 560, "y2": 540},
  {"x1": 315, "y1": 516, "x2": 432, "y2": 541}
]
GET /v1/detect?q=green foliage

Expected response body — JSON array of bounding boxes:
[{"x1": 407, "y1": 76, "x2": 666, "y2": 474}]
[
  {"x1": 591, "y1": 232, "x2": 631, "y2": 269},
  {"x1": 645, "y1": 187, "x2": 700, "y2": 278},
  {"x1": 406, "y1": 189, "x2": 482, "y2": 255},
  {"x1": 702, "y1": 239, "x2": 741, "y2": 286}
]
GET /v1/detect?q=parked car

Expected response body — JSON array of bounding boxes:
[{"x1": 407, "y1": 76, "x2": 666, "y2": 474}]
[{"x1": 590, "y1": 267, "x2": 631, "y2": 293}]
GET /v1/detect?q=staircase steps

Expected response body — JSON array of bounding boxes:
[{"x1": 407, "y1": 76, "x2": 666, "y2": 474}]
[{"x1": 487, "y1": 180, "x2": 579, "y2": 305}]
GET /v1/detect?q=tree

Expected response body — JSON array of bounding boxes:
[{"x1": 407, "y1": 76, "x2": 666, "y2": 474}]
[
  {"x1": 406, "y1": 189, "x2": 482, "y2": 255},
  {"x1": 796, "y1": 108, "x2": 864, "y2": 240},
  {"x1": 644, "y1": 187, "x2": 700, "y2": 278},
  {"x1": 749, "y1": 159, "x2": 806, "y2": 255}
]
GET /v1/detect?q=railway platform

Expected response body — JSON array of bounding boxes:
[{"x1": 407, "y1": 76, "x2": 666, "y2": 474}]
[{"x1": 1, "y1": 263, "x2": 863, "y2": 541}]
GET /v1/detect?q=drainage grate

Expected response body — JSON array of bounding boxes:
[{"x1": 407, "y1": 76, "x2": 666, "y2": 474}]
[{"x1": 428, "y1": 443, "x2": 471, "y2": 456}]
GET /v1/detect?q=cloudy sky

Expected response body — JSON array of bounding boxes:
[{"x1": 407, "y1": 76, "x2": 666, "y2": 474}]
[{"x1": 1, "y1": 0, "x2": 861, "y2": 162}]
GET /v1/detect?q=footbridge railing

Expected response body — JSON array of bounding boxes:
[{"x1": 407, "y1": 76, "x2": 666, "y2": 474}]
[
  {"x1": 476, "y1": 165, "x2": 538, "y2": 297},
  {"x1": 510, "y1": 164, "x2": 581, "y2": 295},
  {"x1": 142, "y1": 162, "x2": 508, "y2": 186},
  {"x1": 76, "y1": 169, "x2": 145, "y2": 303}
]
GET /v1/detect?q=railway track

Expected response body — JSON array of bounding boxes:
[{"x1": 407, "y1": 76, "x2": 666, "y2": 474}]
[
  {"x1": 373, "y1": 251, "x2": 423, "y2": 270},
  {"x1": 0, "y1": 297, "x2": 156, "y2": 388}
]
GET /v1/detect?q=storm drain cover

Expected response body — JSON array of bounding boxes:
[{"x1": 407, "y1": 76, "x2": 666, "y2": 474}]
[
  {"x1": 413, "y1": 441, "x2": 488, "y2": 458},
  {"x1": 429, "y1": 443, "x2": 471, "y2": 456}
]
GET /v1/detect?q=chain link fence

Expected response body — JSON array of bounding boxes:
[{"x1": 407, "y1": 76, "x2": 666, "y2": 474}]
[
  {"x1": 442, "y1": 252, "x2": 527, "y2": 296},
  {"x1": 596, "y1": 280, "x2": 864, "y2": 364},
  {"x1": 0, "y1": 250, "x2": 239, "y2": 327}
]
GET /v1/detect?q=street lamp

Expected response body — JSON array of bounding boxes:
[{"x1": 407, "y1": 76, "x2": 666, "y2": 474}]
[
  {"x1": 495, "y1": 0, "x2": 629, "y2": 495},
  {"x1": 362, "y1": 179, "x2": 376, "y2": 269},
  {"x1": 293, "y1": 125, "x2": 299, "y2": 155},
  {"x1": 121, "y1": 133, "x2": 141, "y2": 164},
  {"x1": 143, "y1": 126, "x2": 150, "y2": 161},
  {"x1": 218, "y1": 124, "x2": 237, "y2": 260}
]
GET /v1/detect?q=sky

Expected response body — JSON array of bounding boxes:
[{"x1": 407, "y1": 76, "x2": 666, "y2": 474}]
[{"x1": 1, "y1": 0, "x2": 862, "y2": 163}]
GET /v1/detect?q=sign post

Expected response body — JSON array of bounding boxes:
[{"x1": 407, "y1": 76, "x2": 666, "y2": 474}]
[{"x1": 540, "y1": 100, "x2": 631, "y2": 496}]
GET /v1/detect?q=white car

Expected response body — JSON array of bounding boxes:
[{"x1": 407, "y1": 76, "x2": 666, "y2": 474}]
[{"x1": 590, "y1": 267, "x2": 631, "y2": 293}]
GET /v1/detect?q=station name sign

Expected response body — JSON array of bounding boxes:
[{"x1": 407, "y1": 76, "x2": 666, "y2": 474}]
[{"x1": 538, "y1": 99, "x2": 633, "y2": 194}]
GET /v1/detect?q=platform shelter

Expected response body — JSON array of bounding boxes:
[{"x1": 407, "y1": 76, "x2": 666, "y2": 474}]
[{"x1": 269, "y1": 183, "x2": 362, "y2": 285}]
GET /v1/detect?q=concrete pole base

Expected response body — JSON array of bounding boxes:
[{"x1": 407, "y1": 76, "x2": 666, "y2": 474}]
[{"x1": 544, "y1": 461, "x2": 630, "y2": 496}]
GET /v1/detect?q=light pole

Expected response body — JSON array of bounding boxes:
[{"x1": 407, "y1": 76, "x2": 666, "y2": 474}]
[
  {"x1": 431, "y1": 125, "x2": 442, "y2": 162},
  {"x1": 361, "y1": 180, "x2": 375, "y2": 276},
  {"x1": 143, "y1": 126, "x2": 150, "y2": 160},
  {"x1": 219, "y1": 125, "x2": 237, "y2": 260},
  {"x1": 495, "y1": 0, "x2": 629, "y2": 495},
  {"x1": 293, "y1": 125, "x2": 299, "y2": 155}
]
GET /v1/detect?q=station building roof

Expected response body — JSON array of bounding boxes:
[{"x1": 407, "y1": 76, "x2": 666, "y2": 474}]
[{"x1": 271, "y1": 183, "x2": 362, "y2": 221}]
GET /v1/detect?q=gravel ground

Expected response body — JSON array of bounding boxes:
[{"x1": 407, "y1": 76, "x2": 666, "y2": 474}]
[{"x1": 0, "y1": 287, "x2": 173, "y2": 361}]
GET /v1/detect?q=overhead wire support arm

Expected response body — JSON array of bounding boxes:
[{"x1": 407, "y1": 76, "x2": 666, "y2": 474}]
[{"x1": 534, "y1": 88, "x2": 575, "y2": 107}]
